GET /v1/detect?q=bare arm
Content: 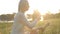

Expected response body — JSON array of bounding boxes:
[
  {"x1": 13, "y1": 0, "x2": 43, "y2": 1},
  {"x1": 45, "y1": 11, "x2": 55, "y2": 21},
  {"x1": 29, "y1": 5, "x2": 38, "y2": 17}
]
[{"x1": 23, "y1": 16, "x2": 40, "y2": 28}]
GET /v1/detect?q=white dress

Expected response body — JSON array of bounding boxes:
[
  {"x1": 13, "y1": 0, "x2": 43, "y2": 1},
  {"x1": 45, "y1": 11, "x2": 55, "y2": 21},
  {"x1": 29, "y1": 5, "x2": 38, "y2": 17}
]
[{"x1": 11, "y1": 12, "x2": 38, "y2": 34}]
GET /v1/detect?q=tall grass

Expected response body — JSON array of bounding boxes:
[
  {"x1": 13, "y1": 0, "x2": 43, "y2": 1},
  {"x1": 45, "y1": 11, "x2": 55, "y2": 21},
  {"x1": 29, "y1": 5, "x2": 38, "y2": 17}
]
[
  {"x1": 0, "y1": 22, "x2": 13, "y2": 34},
  {"x1": 0, "y1": 19, "x2": 60, "y2": 34},
  {"x1": 41, "y1": 19, "x2": 60, "y2": 34}
]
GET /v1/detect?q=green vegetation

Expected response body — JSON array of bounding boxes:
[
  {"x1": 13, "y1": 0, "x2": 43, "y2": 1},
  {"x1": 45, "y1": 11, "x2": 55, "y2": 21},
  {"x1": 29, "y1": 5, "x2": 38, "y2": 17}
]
[
  {"x1": 0, "y1": 11, "x2": 60, "y2": 34},
  {"x1": 0, "y1": 19, "x2": 60, "y2": 34},
  {"x1": 0, "y1": 22, "x2": 13, "y2": 34},
  {"x1": 42, "y1": 19, "x2": 60, "y2": 34}
]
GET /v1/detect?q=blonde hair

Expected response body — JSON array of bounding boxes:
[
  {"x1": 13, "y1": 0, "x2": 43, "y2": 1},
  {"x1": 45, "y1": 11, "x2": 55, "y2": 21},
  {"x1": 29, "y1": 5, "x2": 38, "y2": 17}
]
[{"x1": 18, "y1": 0, "x2": 29, "y2": 12}]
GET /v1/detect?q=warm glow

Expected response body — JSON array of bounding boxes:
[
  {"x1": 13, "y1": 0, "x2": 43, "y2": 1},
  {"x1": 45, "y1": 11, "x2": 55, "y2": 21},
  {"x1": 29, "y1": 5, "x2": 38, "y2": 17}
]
[
  {"x1": 27, "y1": 0, "x2": 60, "y2": 15},
  {"x1": 0, "y1": 0, "x2": 60, "y2": 15},
  {"x1": 40, "y1": 16, "x2": 44, "y2": 21}
]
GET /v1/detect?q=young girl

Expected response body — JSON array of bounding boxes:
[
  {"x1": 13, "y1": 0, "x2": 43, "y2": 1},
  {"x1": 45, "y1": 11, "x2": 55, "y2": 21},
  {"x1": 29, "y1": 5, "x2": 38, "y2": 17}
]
[{"x1": 11, "y1": 0, "x2": 40, "y2": 34}]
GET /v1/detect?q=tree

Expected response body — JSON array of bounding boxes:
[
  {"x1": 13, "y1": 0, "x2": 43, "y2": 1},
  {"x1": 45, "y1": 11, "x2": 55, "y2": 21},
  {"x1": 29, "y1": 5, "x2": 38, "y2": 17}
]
[
  {"x1": 0, "y1": 14, "x2": 7, "y2": 21},
  {"x1": 43, "y1": 10, "x2": 60, "y2": 20},
  {"x1": 0, "y1": 13, "x2": 15, "y2": 21}
]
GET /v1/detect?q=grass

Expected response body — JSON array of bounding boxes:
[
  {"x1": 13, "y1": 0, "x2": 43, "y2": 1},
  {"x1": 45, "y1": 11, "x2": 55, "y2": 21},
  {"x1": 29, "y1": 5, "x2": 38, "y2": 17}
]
[
  {"x1": 40, "y1": 19, "x2": 60, "y2": 34},
  {"x1": 0, "y1": 22, "x2": 13, "y2": 34},
  {"x1": 0, "y1": 18, "x2": 60, "y2": 34}
]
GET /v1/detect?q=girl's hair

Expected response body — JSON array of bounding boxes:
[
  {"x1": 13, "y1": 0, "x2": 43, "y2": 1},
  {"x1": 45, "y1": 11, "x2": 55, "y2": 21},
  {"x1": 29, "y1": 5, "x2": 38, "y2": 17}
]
[{"x1": 18, "y1": 0, "x2": 29, "y2": 12}]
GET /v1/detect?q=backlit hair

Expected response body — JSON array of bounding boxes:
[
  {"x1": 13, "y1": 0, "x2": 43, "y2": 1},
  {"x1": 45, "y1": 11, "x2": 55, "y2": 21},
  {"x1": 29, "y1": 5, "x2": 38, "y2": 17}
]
[{"x1": 18, "y1": 0, "x2": 29, "y2": 12}]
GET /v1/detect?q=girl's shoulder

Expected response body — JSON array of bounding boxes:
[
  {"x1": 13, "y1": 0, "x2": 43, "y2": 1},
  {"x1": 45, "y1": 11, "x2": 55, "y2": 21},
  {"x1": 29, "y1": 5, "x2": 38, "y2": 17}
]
[
  {"x1": 16, "y1": 12, "x2": 24, "y2": 16},
  {"x1": 14, "y1": 12, "x2": 25, "y2": 19}
]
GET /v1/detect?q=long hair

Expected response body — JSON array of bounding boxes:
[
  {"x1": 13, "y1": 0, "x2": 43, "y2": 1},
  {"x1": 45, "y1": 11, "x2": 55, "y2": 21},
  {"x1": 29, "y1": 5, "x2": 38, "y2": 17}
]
[{"x1": 18, "y1": 0, "x2": 29, "y2": 12}]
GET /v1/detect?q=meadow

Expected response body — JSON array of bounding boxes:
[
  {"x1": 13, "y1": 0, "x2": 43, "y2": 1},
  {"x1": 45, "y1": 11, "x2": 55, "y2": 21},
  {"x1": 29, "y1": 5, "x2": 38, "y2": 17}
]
[{"x1": 0, "y1": 18, "x2": 60, "y2": 34}]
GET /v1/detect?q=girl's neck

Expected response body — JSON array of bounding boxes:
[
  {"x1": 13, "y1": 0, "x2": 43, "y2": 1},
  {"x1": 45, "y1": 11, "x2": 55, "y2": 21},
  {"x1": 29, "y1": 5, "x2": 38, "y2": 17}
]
[{"x1": 18, "y1": 10, "x2": 25, "y2": 14}]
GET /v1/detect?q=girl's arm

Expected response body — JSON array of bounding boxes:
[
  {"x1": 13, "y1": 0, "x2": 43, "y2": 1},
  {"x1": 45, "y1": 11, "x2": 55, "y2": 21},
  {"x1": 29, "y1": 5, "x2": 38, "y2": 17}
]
[{"x1": 23, "y1": 16, "x2": 40, "y2": 28}]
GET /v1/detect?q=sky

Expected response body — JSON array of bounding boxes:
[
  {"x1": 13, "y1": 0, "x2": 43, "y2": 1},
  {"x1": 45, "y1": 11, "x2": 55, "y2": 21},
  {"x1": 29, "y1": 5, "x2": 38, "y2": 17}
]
[
  {"x1": 0, "y1": 0, "x2": 60, "y2": 15},
  {"x1": 0, "y1": 0, "x2": 19, "y2": 15}
]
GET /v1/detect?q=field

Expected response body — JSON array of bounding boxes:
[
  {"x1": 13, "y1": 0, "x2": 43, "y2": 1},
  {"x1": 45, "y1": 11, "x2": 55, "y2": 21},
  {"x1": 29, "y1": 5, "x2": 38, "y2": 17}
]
[
  {"x1": 0, "y1": 19, "x2": 60, "y2": 34},
  {"x1": 39, "y1": 19, "x2": 60, "y2": 34},
  {"x1": 0, "y1": 22, "x2": 13, "y2": 34}
]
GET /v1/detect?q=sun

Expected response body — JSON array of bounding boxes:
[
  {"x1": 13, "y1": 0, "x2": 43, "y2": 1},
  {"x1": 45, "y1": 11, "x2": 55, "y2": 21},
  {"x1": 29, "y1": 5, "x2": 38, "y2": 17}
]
[{"x1": 38, "y1": 10, "x2": 47, "y2": 15}]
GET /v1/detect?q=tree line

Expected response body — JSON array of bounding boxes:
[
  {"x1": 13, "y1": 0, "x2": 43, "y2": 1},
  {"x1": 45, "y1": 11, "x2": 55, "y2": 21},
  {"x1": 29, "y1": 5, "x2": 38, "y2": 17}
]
[
  {"x1": 27, "y1": 10, "x2": 60, "y2": 20},
  {"x1": 0, "y1": 13, "x2": 15, "y2": 21},
  {"x1": 0, "y1": 10, "x2": 60, "y2": 21},
  {"x1": 43, "y1": 12, "x2": 60, "y2": 20}
]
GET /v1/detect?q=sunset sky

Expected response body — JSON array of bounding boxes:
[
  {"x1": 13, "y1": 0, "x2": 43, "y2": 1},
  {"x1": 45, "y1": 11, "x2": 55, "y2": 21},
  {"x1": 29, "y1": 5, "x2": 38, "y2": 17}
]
[{"x1": 0, "y1": 0, "x2": 60, "y2": 15}]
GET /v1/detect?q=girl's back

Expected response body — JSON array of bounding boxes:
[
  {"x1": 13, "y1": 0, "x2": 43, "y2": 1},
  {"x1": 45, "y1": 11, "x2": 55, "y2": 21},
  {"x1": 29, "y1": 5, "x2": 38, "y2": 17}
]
[{"x1": 11, "y1": 12, "x2": 25, "y2": 34}]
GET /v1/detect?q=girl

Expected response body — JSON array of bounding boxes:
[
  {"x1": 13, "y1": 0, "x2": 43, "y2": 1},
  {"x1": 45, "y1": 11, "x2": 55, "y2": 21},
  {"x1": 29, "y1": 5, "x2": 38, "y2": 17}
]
[{"x1": 11, "y1": 0, "x2": 40, "y2": 34}]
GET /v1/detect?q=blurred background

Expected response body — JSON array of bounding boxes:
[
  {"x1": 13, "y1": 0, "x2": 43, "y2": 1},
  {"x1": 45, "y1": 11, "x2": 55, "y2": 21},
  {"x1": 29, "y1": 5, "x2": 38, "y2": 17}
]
[{"x1": 0, "y1": 0, "x2": 60, "y2": 34}]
